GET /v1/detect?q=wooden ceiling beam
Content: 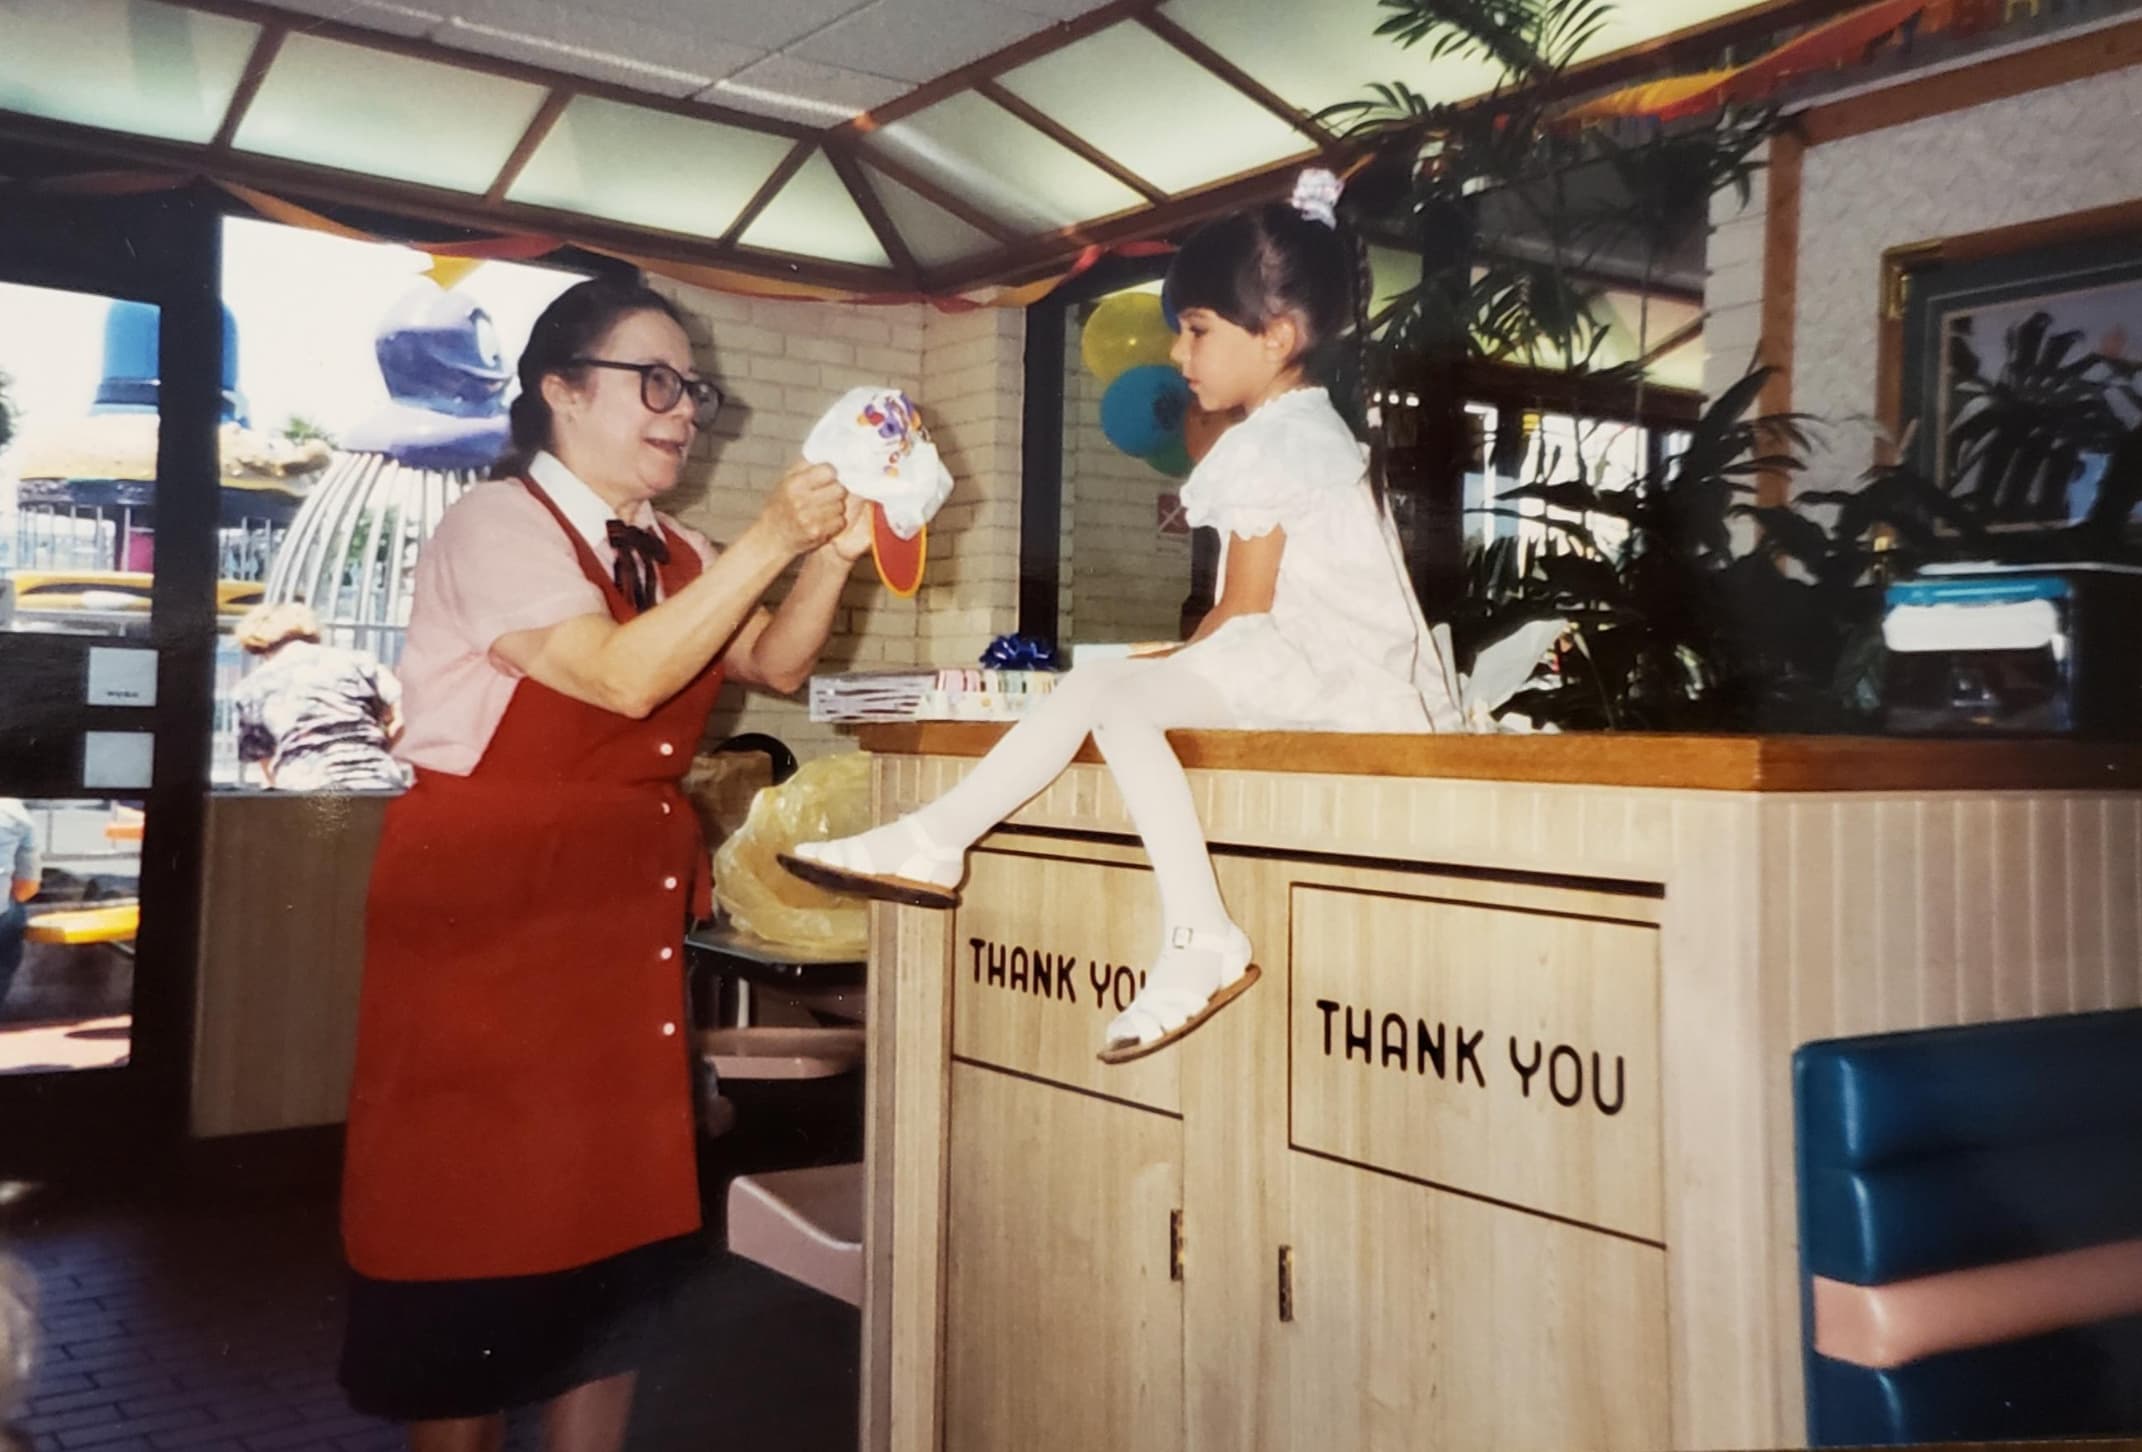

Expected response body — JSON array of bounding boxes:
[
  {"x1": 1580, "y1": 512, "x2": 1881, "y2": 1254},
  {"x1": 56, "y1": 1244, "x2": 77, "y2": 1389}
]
[
  {"x1": 920, "y1": 153, "x2": 1316, "y2": 295},
  {"x1": 838, "y1": 0, "x2": 1164, "y2": 136},
  {"x1": 209, "y1": 21, "x2": 285, "y2": 152},
  {"x1": 485, "y1": 88, "x2": 570, "y2": 205},
  {"x1": 718, "y1": 139, "x2": 817, "y2": 248},
  {"x1": 0, "y1": 110, "x2": 906, "y2": 295},
  {"x1": 1136, "y1": 12, "x2": 1336, "y2": 153},
  {"x1": 848, "y1": 147, "x2": 1022, "y2": 246},
  {"x1": 824, "y1": 141, "x2": 921, "y2": 284},
  {"x1": 975, "y1": 80, "x2": 1166, "y2": 204},
  {"x1": 159, "y1": 0, "x2": 818, "y2": 141},
  {"x1": 1634, "y1": 314, "x2": 1706, "y2": 370},
  {"x1": 924, "y1": 0, "x2": 1893, "y2": 294}
]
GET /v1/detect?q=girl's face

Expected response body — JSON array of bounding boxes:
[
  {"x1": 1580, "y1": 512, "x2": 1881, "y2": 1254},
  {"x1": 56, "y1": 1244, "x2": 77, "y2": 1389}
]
[
  {"x1": 1169, "y1": 306, "x2": 1302, "y2": 414},
  {"x1": 543, "y1": 308, "x2": 701, "y2": 506}
]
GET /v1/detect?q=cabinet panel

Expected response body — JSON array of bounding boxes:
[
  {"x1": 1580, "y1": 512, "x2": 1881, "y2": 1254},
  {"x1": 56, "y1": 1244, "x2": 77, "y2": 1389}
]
[
  {"x1": 1288, "y1": 1152, "x2": 1670, "y2": 1451},
  {"x1": 1290, "y1": 885, "x2": 1662, "y2": 1241},
  {"x1": 944, "y1": 1062, "x2": 1184, "y2": 1452},
  {"x1": 950, "y1": 842, "x2": 1179, "y2": 1114}
]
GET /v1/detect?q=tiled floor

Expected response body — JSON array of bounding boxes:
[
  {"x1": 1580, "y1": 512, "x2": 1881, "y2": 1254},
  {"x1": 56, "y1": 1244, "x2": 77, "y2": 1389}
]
[{"x1": 1, "y1": 1096, "x2": 863, "y2": 1451}]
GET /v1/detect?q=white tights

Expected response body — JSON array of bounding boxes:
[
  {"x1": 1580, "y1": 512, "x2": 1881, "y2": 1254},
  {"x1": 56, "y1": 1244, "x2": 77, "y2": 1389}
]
[{"x1": 912, "y1": 656, "x2": 1242, "y2": 937}]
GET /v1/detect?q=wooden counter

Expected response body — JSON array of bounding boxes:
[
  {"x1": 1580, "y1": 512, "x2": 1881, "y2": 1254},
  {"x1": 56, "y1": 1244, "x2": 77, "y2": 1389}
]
[
  {"x1": 857, "y1": 723, "x2": 2142, "y2": 791},
  {"x1": 856, "y1": 731, "x2": 2142, "y2": 1452}
]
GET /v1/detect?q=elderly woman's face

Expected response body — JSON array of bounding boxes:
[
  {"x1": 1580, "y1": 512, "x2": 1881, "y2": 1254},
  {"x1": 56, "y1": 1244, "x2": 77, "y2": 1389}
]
[{"x1": 546, "y1": 308, "x2": 700, "y2": 502}]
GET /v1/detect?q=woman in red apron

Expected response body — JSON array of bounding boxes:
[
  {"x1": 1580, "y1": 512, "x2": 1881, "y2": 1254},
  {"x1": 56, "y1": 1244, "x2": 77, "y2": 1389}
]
[{"x1": 339, "y1": 277, "x2": 868, "y2": 1450}]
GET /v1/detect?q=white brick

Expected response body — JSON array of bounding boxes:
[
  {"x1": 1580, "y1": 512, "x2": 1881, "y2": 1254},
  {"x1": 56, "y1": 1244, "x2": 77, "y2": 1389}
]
[
  {"x1": 748, "y1": 354, "x2": 822, "y2": 386},
  {"x1": 1707, "y1": 215, "x2": 1768, "y2": 273},
  {"x1": 1706, "y1": 259, "x2": 1766, "y2": 311},
  {"x1": 704, "y1": 322, "x2": 788, "y2": 358},
  {"x1": 817, "y1": 308, "x2": 896, "y2": 346}
]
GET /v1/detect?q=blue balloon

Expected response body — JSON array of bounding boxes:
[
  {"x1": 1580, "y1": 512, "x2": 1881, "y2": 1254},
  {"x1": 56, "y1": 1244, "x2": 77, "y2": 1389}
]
[{"x1": 1100, "y1": 364, "x2": 1189, "y2": 459}]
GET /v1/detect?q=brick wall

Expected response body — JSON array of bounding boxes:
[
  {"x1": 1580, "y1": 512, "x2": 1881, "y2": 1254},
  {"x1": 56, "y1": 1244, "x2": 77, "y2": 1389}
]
[
  {"x1": 1059, "y1": 315, "x2": 1195, "y2": 648},
  {"x1": 646, "y1": 279, "x2": 1025, "y2": 758}
]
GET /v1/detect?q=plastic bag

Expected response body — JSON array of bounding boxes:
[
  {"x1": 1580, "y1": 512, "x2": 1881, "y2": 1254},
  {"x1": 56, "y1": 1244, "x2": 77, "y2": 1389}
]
[{"x1": 712, "y1": 751, "x2": 871, "y2": 954}]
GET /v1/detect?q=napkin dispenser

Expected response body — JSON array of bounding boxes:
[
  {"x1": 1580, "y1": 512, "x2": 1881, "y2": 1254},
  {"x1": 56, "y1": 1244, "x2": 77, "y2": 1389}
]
[{"x1": 1882, "y1": 567, "x2": 2142, "y2": 736}]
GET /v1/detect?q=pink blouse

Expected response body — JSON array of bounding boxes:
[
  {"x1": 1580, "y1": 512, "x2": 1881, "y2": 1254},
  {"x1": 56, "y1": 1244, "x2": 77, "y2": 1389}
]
[{"x1": 394, "y1": 454, "x2": 717, "y2": 775}]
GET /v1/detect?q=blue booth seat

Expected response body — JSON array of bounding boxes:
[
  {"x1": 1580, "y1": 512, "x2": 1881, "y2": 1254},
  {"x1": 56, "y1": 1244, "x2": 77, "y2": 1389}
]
[{"x1": 1795, "y1": 1007, "x2": 2142, "y2": 1445}]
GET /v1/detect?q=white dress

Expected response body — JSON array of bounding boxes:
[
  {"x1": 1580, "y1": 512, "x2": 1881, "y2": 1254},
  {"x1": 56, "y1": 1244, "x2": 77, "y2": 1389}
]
[{"x1": 1172, "y1": 387, "x2": 1461, "y2": 733}]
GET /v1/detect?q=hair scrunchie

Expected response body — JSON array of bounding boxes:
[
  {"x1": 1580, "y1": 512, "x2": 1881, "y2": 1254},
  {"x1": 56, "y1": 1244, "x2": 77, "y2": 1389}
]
[{"x1": 1290, "y1": 167, "x2": 1343, "y2": 228}]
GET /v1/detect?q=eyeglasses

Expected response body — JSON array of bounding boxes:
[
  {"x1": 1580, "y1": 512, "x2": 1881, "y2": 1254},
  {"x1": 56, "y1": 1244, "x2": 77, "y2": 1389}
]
[{"x1": 571, "y1": 358, "x2": 723, "y2": 424}]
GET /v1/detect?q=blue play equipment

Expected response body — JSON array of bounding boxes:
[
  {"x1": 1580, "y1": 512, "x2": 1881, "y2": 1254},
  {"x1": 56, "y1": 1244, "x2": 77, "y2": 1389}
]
[
  {"x1": 91, "y1": 299, "x2": 247, "y2": 422},
  {"x1": 340, "y1": 283, "x2": 511, "y2": 471}
]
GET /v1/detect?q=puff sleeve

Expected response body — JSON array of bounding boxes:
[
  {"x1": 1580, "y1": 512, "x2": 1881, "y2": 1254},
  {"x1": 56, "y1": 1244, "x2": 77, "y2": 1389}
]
[{"x1": 1179, "y1": 391, "x2": 1368, "y2": 539}]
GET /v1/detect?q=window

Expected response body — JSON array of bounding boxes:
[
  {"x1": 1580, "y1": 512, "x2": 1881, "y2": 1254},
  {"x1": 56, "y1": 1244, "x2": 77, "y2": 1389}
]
[
  {"x1": 209, "y1": 217, "x2": 583, "y2": 787},
  {"x1": 0, "y1": 282, "x2": 160, "y2": 638}
]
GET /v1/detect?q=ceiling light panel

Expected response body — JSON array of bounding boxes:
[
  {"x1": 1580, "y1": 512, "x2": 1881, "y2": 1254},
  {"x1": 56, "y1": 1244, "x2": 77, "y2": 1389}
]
[
  {"x1": 234, "y1": 32, "x2": 547, "y2": 192},
  {"x1": 864, "y1": 164, "x2": 1000, "y2": 270},
  {"x1": 508, "y1": 95, "x2": 795, "y2": 237},
  {"x1": 1159, "y1": 0, "x2": 1503, "y2": 117},
  {"x1": 0, "y1": 0, "x2": 258, "y2": 146},
  {"x1": 999, "y1": 22, "x2": 1311, "y2": 195},
  {"x1": 739, "y1": 149, "x2": 893, "y2": 269},
  {"x1": 867, "y1": 91, "x2": 1142, "y2": 234}
]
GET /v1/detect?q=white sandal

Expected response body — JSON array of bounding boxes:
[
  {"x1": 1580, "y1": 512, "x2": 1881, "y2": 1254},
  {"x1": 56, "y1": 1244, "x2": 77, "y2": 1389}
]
[
  {"x1": 1098, "y1": 924, "x2": 1260, "y2": 1065},
  {"x1": 779, "y1": 818, "x2": 964, "y2": 910}
]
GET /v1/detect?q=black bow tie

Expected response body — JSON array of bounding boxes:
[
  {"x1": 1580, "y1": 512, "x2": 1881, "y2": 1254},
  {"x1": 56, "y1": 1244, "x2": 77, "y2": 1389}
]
[{"x1": 606, "y1": 519, "x2": 670, "y2": 614}]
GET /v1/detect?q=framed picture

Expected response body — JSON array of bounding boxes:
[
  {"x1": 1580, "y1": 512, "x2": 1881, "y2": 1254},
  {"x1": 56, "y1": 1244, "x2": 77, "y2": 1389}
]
[{"x1": 1896, "y1": 226, "x2": 2142, "y2": 531}]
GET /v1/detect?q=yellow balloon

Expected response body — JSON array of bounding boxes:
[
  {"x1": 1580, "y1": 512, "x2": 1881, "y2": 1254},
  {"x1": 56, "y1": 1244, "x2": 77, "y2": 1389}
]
[{"x1": 1080, "y1": 292, "x2": 1175, "y2": 386}]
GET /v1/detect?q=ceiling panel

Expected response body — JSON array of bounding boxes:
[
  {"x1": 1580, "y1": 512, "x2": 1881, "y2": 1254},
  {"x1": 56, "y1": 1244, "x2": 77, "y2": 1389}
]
[
  {"x1": 508, "y1": 94, "x2": 795, "y2": 236},
  {"x1": 437, "y1": 1, "x2": 763, "y2": 97},
  {"x1": 999, "y1": 22, "x2": 1311, "y2": 196},
  {"x1": 241, "y1": 0, "x2": 445, "y2": 36},
  {"x1": 604, "y1": 0, "x2": 880, "y2": 53},
  {"x1": 0, "y1": 0, "x2": 258, "y2": 146},
  {"x1": 434, "y1": 8, "x2": 762, "y2": 96},
  {"x1": 994, "y1": 0, "x2": 1125, "y2": 16},
  {"x1": 739, "y1": 148, "x2": 893, "y2": 268},
  {"x1": 236, "y1": 32, "x2": 548, "y2": 192},
  {"x1": 868, "y1": 91, "x2": 1143, "y2": 233},
  {"x1": 1161, "y1": 0, "x2": 1505, "y2": 118},
  {"x1": 708, "y1": 54, "x2": 908, "y2": 124},
  {"x1": 788, "y1": 0, "x2": 1054, "y2": 85},
  {"x1": 865, "y1": 163, "x2": 1000, "y2": 270}
]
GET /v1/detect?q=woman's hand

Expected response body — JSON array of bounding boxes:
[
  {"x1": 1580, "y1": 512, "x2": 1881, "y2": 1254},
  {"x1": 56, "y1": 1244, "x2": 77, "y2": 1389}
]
[
  {"x1": 821, "y1": 491, "x2": 875, "y2": 563},
  {"x1": 757, "y1": 460, "x2": 846, "y2": 556}
]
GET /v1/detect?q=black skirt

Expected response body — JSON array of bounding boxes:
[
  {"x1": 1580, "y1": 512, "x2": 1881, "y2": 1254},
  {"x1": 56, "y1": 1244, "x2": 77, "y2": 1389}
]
[{"x1": 339, "y1": 1233, "x2": 701, "y2": 1422}]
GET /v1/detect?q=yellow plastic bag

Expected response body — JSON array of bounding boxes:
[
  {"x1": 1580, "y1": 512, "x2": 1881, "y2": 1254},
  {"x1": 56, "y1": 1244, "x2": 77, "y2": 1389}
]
[{"x1": 711, "y1": 750, "x2": 871, "y2": 954}]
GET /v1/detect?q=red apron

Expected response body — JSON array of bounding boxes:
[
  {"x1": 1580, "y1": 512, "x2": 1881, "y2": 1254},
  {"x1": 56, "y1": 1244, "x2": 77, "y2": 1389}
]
[{"x1": 343, "y1": 479, "x2": 723, "y2": 1282}]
